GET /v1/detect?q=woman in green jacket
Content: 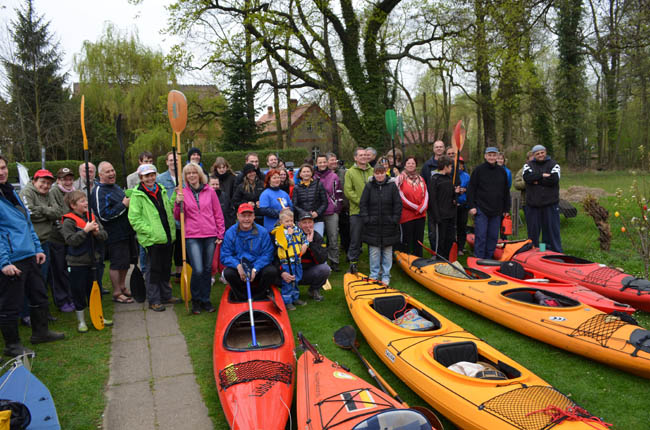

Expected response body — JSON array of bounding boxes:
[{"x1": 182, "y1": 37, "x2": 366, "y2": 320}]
[{"x1": 128, "y1": 164, "x2": 179, "y2": 312}]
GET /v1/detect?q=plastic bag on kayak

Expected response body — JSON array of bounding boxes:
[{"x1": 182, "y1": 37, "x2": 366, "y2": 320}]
[{"x1": 393, "y1": 309, "x2": 435, "y2": 330}]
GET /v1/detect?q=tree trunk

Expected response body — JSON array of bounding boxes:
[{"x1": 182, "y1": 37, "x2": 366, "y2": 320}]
[{"x1": 475, "y1": 0, "x2": 497, "y2": 150}]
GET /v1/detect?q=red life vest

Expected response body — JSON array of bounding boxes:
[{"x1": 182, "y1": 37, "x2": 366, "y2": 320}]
[{"x1": 62, "y1": 212, "x2": 95, "y2": 228}]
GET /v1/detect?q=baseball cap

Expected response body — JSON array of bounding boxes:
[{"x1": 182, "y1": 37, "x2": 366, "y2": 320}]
[
  {"x1": 137, "y1": 164, "x2": 157, "y2": 176},
  {"x1": 57, "y1": 167, "x2": 74, "y2": 179},
  {"x1": 484, "y1": 147, "x2": 498, "y2": 154},
  {"x1": 237, "y1": 203, "x2": 255, "y2": 214},
  {"x1": 33, "y1": 169, "x2": 55, "y2": 181},
  {"x1": 298, "y1": 210, "x2": 314, "y2": 221}
]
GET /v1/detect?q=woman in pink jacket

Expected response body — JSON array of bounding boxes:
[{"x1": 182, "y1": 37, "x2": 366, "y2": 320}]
[{"x1": 175, "y1": 163, "x2": 225, "y2": 314}]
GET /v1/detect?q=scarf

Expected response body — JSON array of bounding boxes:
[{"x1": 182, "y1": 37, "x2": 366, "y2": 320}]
[
  {"x1": 58, "y1": 183, "x2": 75, "y2": 193},
  {"x1": 141, "y1": 182, "x2": 160, "y2": 201}
]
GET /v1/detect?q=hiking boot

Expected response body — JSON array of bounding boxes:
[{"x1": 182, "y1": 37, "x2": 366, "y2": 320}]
[
  {"x1": 149, "y1": 303, "x2": 166, "y2": 312},
  {"x1": 163, "y1": 297, "x2": 182, "y2": 305},
  {"x1": 285, "y1": 303, "x2": 296, "y2": 311},
  {"x1": 201, "y1": 302, "x2": 216, "y2": 313},
  {"x1": 191, "y1": 301, "x2": 201, "y2": 315},
  {"x1": 330, "y1": 261, "x2": 340, "y2": 272},
  {"x1": 20, "y1": 317, "x2": 31, "y2": 327},
  {"x1": 1, "y1": 324, "x2": 33, "y2": 357},
  {"x1": 29, "y1": 307, "x2": 65, "y2": 344},
  {"x1": 293, "y1": 299, "x2": 307, "y2": 306},
  {"x1": 309, "y1": 289, "x2": 324, "y2": 302},
  {"x1": 349, "y1": 263, "x2": 358, "y2": 274}
]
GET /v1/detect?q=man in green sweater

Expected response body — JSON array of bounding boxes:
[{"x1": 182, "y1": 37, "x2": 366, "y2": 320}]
[{"x1": 344, "y1": 147, "x2": 373, "y2": 273}]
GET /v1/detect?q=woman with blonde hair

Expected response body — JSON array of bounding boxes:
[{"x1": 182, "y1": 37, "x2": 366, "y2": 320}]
[
  {"x1": 175, "y1": 163, "x2": 225, "y2": 314},
  {"x1": 211, "y1": 157, "x2": 236, "y2": 201}
]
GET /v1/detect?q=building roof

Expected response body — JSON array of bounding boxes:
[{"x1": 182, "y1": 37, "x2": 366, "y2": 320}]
[{"x1": 256, "y1": 103, "x2": 317, "y2": 134}]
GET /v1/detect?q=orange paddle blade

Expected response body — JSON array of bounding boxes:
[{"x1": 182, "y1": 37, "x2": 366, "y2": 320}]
[
  {"x1": 167, "y1": 90, "x2": 188, "y2": 134},
  {"x1": 453, "y1": 120, "x2": 463, "y2": 151},
  {"x1": 89, "y1": 280, "x2": 105, "y2": 330}
]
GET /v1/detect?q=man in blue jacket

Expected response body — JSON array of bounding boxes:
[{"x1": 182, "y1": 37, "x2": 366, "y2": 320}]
[
  {"x1": 0, "y1": 155, "x2": 65, "y2": 357},
  {"x1": 220, "y1": 203, "x2": 278, "y2": 301}
]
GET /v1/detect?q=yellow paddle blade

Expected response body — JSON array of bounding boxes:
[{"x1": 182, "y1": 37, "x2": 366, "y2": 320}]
[
  {"x1": 81, "y1": 95, "x2": 88, "y2": 151},
  {"x1": 181, "y1": 263, "x2": 192, "y2": 309},
  {"x1": 89, "y1": 281, "x2": 105, "y2": 330}
]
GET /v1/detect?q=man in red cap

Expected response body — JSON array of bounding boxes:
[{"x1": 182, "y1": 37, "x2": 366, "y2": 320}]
[{"x1": 220, "y1": 203, "x2": 278, "y2": 301}]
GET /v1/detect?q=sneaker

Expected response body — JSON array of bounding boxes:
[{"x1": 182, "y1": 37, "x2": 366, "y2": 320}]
[
  {"x1": 60, "y1": 302, "x2": 75, "y2": 313},
  {"x1": 293, "y1": 299, "x2": 307, "y2": 306},
  {"x1": 285, "y1": 303, "x2": 296, "y2": 311},
  {"x1": 191, "y1": 302, "x2": 201, "y2": 315},
  {"x1": 163, "y1": 297, "x2": 182, "y2": 305},
  {"x1": 149, "y1": 303, "x2": 166, "y2": 312},
  {"x1": 349, "y1": 263, "x2": 358, "y2": 274},
  {"x1": 104, "y1": 318, "x2": 113, "y2": 327},
  {"x1": 201, "y1": 302, "x2": 216, "y2": 313},
  {"x1": 309, "y1": 289, "x2": 324, "y2": 302},
  {"x1": 77, "y1": 321, "x2": 88, "y2": 333}
]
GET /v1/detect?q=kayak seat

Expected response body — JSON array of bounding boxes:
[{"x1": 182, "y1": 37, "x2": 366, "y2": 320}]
[
  {"x1": 434, "y1": 341, "x2": 478, "y2": 368},
  {"x1": 504, "y1": 291, "x2": 536, "y2": 304},
  {"x1": 373, "y1": 295, "x2": 407, "y2": 320},
  {"x1": 500, "y1": 261, "x2": 527, "y2": 280}
]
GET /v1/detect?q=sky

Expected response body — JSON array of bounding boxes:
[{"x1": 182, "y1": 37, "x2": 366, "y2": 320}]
[{"x1": 0, "y1": 0, "x2": 178, "y2": 85}]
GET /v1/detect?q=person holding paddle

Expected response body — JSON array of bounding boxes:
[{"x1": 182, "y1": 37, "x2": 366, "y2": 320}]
[
  {"x1": 174, "y1": 163, "x2": 225, "y2": 314},
  {"x1": 128, "y1": 164, "x2": 179, "y2": 312}
]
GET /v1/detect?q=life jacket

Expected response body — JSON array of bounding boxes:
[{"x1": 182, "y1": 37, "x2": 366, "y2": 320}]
[{"x1": 62, "y1": 212, "x2": 96, "y2": 257}]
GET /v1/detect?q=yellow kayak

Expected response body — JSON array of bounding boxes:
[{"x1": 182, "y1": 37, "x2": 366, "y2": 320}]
[
  {"x1": 395, "y1": 251, "x2": 650, "y2": 379},
  {"x1": 344, "y1": 273, "x2": 611, "y2": 430}
]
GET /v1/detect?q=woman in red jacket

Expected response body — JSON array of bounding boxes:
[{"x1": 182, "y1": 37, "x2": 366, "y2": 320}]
[{"x1": 396, "y1": 156, "x2": 428, "y2": 256}]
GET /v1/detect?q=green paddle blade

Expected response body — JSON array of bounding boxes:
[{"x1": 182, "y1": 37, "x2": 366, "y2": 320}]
[{"x1": 385, "y1": 109, "x2": 397, "y2": 136}]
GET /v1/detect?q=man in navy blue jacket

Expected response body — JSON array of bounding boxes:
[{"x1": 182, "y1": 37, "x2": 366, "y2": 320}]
[
  {"x1": 0, "y1": 155, "x2": 64, "y2": 357},
  {"x1": 467, "y1": 147, "x2": 511, "y2": 259},
  {"x1": 523, "y1": 145, "x2": 562, "y2": 252}
]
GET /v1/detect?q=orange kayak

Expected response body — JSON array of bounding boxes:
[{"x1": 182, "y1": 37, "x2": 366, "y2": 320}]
[
  {"x1": 395, "y1": 251, "x2": 650, "y2": 378},
  {"x1": 466, "y1": 257, "x2": 636, "y2": 315},
  {"x1": 344, "y1": 272, "x2": 611, "y2": 430},
  {"x1": 213, "y1": 285, "x2": 295, "y2": 429},
  {"x1": 296, "y1": 333, "x2": 440, "y2": 430}
]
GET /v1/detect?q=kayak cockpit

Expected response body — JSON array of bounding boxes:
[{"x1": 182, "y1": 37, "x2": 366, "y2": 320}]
[
  {"x1": 224, "y1": 311, "x2": 284, "y2": 351},
  {"x1": 502, "y1": 288, "x2": 581, "y2": 307},
  {"x1": 372, "y1": 295, "x2": 442, "y2": 331},
  {"x1": 541, "y1": 254, "x2": 593, "y2": 264},
  {"x1": 433, "y1": 341, "x2": 522, "y2": 381},
  {"x1": 352, "y1": 409, "x2": 433, "y2": 430}
]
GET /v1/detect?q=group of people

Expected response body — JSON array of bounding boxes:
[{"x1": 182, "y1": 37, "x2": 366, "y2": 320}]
[{"x1": 0, "y1": 140, "x2": 563, "y2": 356}]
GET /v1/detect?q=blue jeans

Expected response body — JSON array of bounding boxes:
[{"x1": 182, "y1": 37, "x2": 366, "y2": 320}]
[
  {"x1": 139, "y1": 245, "x2": 148, "y2": 274},
  {"x1": 369, "y1": 246, "x2": 393, "y2": 285},
  {"x1": 280, "y1": 260, "x2": 303, "y2": 304},
  {"x1": 473, "y1": 208, "x2": 501, "y2": 259},
  {"x1": 186, "y1": 237, "x2": 216, "y2": 303}
]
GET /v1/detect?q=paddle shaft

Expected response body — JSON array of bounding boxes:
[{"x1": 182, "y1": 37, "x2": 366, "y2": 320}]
[
  {"x1": 351, "y1": 343, "x2": 407, "y2": 406},
  {"x1": 245, "y1": 275, "x2": 258, "y2": 346},
  {"x1": 418, "y1": 240, "x2": 473, "y2": 279},
  {"x1": 171, "y1": 132, "x2": 191, "y2": 310}
]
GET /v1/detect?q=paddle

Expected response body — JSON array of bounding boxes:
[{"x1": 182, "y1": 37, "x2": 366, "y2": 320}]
[
  {"x1": 241, "y1": 257, "x2": 259, "y2": 347},
  {"x1": 297, "y1": 332, "x2": 323, "y2": 363},
  {"x1": 385, "y1": 109, "x2": 398, "y2": 173},
  {"x1": 418, "y1": 240, "x2": 473, "y2": 279},
  {"x1": 449, "y1": 120, "x2": 466, "y2": 262},
  {"x1": 167, "y1": 90, "x2": 191, "y2": 310},
  {"x1": 333, "y1": 325, "x2": 406, "y2": 405},
  {"x1": 81, "y1": 95, "x2": 105, "y2": 331}
]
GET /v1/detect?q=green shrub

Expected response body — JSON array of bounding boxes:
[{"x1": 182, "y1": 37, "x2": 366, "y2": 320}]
[{"x1": 155, "y1": 148, "x2": 309, "y2": 173}]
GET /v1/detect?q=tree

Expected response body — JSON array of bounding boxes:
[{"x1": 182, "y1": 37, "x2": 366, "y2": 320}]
[
  {"x1": 222, "y1": 59, "x2": 259, "y2": 151},
  {"x1": 2, "y1": 0, "x2": 68, "y2": 161}
]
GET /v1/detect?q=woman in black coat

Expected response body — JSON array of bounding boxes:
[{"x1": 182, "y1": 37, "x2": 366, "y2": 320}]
[
  {"x1": 359, "y1": 165, "x2": 401, "y2": 285},
  {"x1": 231, "y1": 163, "x2": 265, "y2": 226},
  {"x1": 211, "y1": 157, "x2": 237, "y2": 202},
  {"x1": 292, "y1": 164, "x2": 327, "y2": 236}
]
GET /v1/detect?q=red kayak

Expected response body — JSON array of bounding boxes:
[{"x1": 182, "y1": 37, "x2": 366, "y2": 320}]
[
  {"x1": 296, "y1": 333, "x2": 441, "y2": 430},
  {"x1": 467, "y1": 257, "x2": 636, "y2": 315},
  {"x1": 213, "y1": 285, "x2": 295, "y2": 429}
]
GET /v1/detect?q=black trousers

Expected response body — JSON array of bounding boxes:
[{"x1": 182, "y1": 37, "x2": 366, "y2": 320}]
[
  {"x1": 48, "y1": 242, "x2": 73, "y2": 307},
  {"x1": 69, "y1": 265, "x2": 100, "y2": 311},
  {"x1": 399, "y1": 217, "x2": 426, "y2": 257},
  {"x1": 434, "y1": 218, "x2": 456, "y2": 260},
  {"x1": 224, "y1": 265, "x2": 278, "y2": 302},
  {"x1": 456, "y1": 206, "x2": 469, "y2": 251},
  {"x1": 0, "y1": 257, "x2": 49, "y2": 323},
  {"x1": 145, "y1": 243, "x2": 173, "y2": 305},
  {"x1": 339, "y1": 211, "x2": 350, "y2": 257}
]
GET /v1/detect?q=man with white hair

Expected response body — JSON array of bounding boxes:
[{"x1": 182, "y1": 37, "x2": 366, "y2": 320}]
[
  {"x1": 73, "y1": 162, "x2": 96, "y2": 192},
  {"x1": 523, "y1": 145, "x2": 562, "y2": 252}
]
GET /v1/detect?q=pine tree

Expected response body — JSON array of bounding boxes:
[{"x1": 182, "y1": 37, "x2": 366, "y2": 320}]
[
  {"x1": 2, "y1": 0, "x2": 68, "y2": 161},
  {"x1": 222, "y1": 59, "x2": 259, "y2": 151}
]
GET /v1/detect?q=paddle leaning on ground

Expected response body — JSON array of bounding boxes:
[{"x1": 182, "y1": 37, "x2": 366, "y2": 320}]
[
  {"x1": 81, "y1": 96, "x2": 106, "y2": 330},
  {"x1": 449, "y1": 120, "x2": 466, "y2": 262},
  {"x1": 116, "y1": 113, "x2": 145, "y2": 303},
  {"x1": 167, "y1": 90, "x2": 192, "y2": 310}
]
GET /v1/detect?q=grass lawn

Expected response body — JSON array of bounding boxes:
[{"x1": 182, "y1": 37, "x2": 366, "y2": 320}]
[{"x1": 175, "y1": 167, "x2": 650, "y2": 430}]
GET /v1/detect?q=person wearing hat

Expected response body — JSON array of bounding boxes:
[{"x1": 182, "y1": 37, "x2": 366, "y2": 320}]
[
  {"x1": 48, "y1": 167, "x2": 77, "y2": 312},
  {"x1": 232, "y1": 163, "x2": 265, "y2": 226},
  {"x1": 128, "y1": 164, "x2": 179, "y2": 312},
  {"x1": 296, "y1": 210, "x2": 331, "y2": 301},
  {"x1": 220, "y1": 203, "x2": 278, "y2": 302},
  {"x1": 234, "y1": 152, "x2": 265, "y2": 188},
  {"x1": 0, "y1": 155, "x2": 65, "y2": 357},
  {"x1": 467, "y1": 147, "x2": 511, "y2": 259},
  {"x1": 126, "y1": 151, "x2": 154, "y2": 190},
  {"x1": 523, "y1": 145, "x2": 563, "y2": 252},
  {"x1": 186, "y1": 147, "x2": 209, "y2": 175}
]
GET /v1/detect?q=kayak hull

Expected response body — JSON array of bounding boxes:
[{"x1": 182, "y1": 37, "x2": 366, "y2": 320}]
[
  {"x1": 213, "y1": 285, "x2": 295, "y2": 430},
  {"x1": 344, "y1": 272, "x2": 609, "y2": 430},
  {"x1": 395, "y1": 251, "x2": 650, "y2": 379}
]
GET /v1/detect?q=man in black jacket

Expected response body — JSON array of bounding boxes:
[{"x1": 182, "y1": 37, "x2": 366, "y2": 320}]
[
  {"x1": 467, "y1": 147, "x2": 511, "y2": 259},
  {"x1": 523, "y1": 145, "x2": 562, "y2": 252},
  {"x1": 276, "y1": 211, "x2": 331, "y2": 303},
  {"x1": 421, "y1": 140, "x2": 446, "y2": 251}
]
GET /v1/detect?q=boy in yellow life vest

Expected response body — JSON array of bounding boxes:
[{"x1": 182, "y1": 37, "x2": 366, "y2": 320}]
[
  {"x1": 61, "y1": 190, "x2": 110, "y2": 332},
  {"x1": 271, "y1": 209, "x2": 308, "y2": 309}
]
